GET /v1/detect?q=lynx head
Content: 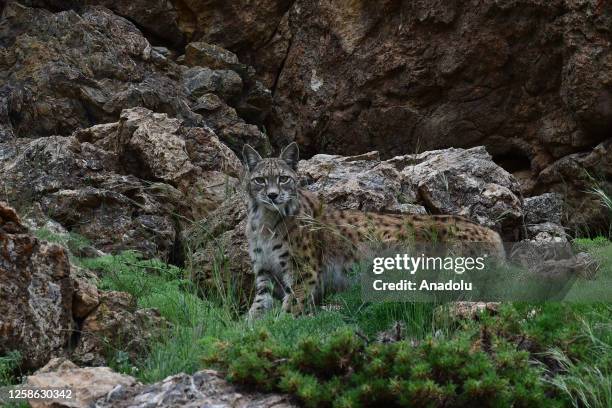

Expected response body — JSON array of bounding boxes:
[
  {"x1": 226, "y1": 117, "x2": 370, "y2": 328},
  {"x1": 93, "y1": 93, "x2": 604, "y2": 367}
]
[{"x1": 242, "y1": 143, "x2": 300, "y2": 214}]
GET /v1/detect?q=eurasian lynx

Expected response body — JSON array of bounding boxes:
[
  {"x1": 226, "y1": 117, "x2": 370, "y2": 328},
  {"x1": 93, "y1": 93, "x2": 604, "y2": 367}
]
[{"x1": 243, "y1": 143, "x2": 504, "y2": 318}]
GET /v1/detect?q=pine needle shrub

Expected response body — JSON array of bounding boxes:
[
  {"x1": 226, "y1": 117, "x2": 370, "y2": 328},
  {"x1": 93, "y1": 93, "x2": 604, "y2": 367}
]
[{"x1": 202, "y1": 325, "x2": 562, "y2": 407}]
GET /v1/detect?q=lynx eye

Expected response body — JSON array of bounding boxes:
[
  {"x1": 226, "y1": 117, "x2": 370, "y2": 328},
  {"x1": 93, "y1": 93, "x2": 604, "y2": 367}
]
[
  {"x1": 278, "y1": 176, "x2": 291, "y2": 184},
  {"x1": 252, "y1": 177, "x2": 266, "y2": 185}
]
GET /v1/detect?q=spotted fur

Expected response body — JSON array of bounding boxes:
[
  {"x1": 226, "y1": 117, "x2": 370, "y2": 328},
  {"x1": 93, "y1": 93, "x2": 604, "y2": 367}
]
[{"x1": 243, "y1": 143, "x2": 505, "y2": 318}]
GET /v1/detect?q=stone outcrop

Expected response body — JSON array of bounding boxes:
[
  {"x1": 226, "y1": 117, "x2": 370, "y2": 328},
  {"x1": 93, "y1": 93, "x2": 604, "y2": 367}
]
[
  {"x1": 1, "y1": 107, "x2": 243, "y2": 260},
  {"x1": 24, "y1": 360, "x2": 295, "y2": 408},
  {"x1": 0, "y1": 202, "x2": 169, "y2": 369},
  {"x1": 0, "y1": 202, "x2": 74, "y2": 369},
  {"x1": 0, "y1": 2, "x2": 269, "y2": 151},
  {"x1": 73, "y1": 291, "x2": 167, "y2": 366}
]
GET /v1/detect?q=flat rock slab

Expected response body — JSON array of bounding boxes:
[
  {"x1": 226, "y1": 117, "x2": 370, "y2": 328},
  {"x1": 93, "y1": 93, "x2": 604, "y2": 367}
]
[{"x1": 95, "y1": 369, "x2": 295, "y2": 408}]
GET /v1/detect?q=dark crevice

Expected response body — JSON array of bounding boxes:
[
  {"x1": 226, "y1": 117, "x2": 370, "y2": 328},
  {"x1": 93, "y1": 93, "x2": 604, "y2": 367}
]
[
  {"x1": 270, "y1": 36, "x2": 293, "y2": 97},
  {"x1": 169, "y1": 215, "x2": 185, "y2": 268},
  {"x1": 492, "y1": 150, "x2": 532, "y2": 173}
]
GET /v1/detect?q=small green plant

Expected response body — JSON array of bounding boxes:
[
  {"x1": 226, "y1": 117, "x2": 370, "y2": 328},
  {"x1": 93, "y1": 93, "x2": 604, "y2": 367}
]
[
  {"x1": 34, "y1": 228, "x2": 91, "y2": 257},
  {"x1": 80, "y1": 251, "x2": 235, "y2": 382},
  {"x1": 0, "y1": 351, "x2": 22, "y2": 386},
  {"x1": 546, "y1": 317, "x2": 612, "y2": 408}
]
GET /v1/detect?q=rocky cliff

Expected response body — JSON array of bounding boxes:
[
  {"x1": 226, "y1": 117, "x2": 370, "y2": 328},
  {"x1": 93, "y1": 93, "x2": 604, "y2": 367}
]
[{"x1": 1, "y1": 0, "x2": 610, "y2": 238}]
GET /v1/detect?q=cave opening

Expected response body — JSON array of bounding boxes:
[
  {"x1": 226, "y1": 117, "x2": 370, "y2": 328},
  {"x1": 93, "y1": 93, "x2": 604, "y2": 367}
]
[{"x1": 492, "y1": 150, "x2": 532, "y2": 174}]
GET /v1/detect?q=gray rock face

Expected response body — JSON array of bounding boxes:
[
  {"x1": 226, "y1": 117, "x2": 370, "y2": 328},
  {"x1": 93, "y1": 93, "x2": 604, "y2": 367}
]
[
  {"x1": 1, "y1": 107, "x2": 242, "y2": 260},
  {"x1": 95, "y1": 369, "x2": 295, "y2": 408},
  {"x1": 185, "y1": 41, "x2": 241, "y2": 69},
  {"x1": 524, "y1": 193, "x2": 563, "y2": 225},
  {"x1": 0, "y1": 3, "x2": 197, "y2": 141},
  {"x1": 536, "y1": 139, "x2": 612, "y2": 232},
  {"x1": 0, "y1": 202, "x2": 75, "y2": 369},
  {"x1": 20, "y1": 0, "x2": 185, "y2": 47},
  {"x1": 184, "y1": 67, "x2": 244, "y2": 101},
  {"x1": 396, "y1": 146, "x2": 523, "y2": 237},
  {"x1": 298, "y1": 151, "x2": 426, "y2": 214},
  {"x1": 0, "y1": 2, "x2": 270, "y2": 152}
]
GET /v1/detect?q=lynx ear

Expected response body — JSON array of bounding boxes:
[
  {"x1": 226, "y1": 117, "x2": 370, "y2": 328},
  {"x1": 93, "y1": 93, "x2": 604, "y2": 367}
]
[
  {"x1": 242, "y1": 144, "x2": 262, "y2": 172},
  {"x1": 279, "y1": 142, "x2": 299, "y2": 170}
]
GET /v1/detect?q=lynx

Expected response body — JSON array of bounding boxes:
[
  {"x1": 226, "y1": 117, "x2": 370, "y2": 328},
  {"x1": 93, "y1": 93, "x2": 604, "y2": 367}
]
[{"x1": 243, "y1": 143, "x2": 504, "y2": 318}]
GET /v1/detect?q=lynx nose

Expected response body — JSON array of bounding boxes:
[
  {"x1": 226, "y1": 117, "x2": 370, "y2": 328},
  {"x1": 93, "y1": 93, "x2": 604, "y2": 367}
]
[{"x1": 267, "y1": 192, "x2": 279, "y2": 201}]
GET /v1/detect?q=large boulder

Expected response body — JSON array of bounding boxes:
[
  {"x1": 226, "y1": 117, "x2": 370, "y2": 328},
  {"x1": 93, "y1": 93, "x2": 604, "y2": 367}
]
[
  {"x1": 535, "y1": 139, "x2": 612, "y2": 233},
  {"x1": 395, "y1": 146, "x2": 523, "y2": 238},
  {"x1": 0, "y1": 202, "x2": 75, "y2": 369},
  {"x1": 1, "y1": 107, "x2": 244, "y2": 260},
  {"x1": 298, "y1": 151, "x2": 426, "y2": 214},
  {"x1": 25, "y1": 358, "x2": 138, "y2": 408},
  {"x1": 19, "y1": 0, "x2": 185, "y2": 47}
]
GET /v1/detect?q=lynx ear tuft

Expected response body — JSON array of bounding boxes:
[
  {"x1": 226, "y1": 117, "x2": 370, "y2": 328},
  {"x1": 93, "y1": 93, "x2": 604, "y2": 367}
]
[
  {"x1": 279, "y1": 142, "x2": 299, "y2": 170},
  {"x1": 242, "y1": 144, "x2": 262, "y2": 171}
]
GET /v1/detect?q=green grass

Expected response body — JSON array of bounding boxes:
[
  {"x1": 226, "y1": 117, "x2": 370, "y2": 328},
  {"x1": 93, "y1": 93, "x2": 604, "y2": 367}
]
[
  {"x1": 0, "y1": 351, "x2": 21, "y2": 387},
  {"x1": 545, "y1": 315, "x2": 611, "y2": 408},
  {"x1": 565, "y1": 237, "x2": 612, "y2": 301},
  {"x1": 80, "y1": 251, "x2": 235, "y2": 382},
  {"x1": 0, "y1": 351, "x2": 29, "y2": 408},
  {"x1": 34, "y1": 228, "x2": 91, "y2": 257},
  {"x1": 41, "y1": 237, "x2": 611, "y2": 406}
]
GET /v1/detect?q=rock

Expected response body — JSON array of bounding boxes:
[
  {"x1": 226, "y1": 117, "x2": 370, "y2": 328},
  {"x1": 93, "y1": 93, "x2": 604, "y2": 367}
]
[
  {"x1": 72, "y1": 277, "x2": 100, "y2": 319},
  {"x1": 95, "y1": 369, "x2": 295, "y2": 408},
  {"x1": 26, "y1": 358, "x2": 138, "y2": 408},
  {"x1": 446, "y1": 302, "x2": 499, "y2": 320},
  {"x1": 0, "y1": 3, "x2": 199, "y2": 141},
  {"x1": 524, "y1": 193, "x2": 563, "y2": 225},
  {"x1": 174, "y1": 0, "x2": 293, "y2": 62},
  {"x1": 396, "y1": 147, "x2": 523, "y2": 237},
  {"x1": 536, "y1": 139, "x2": 612, "y2": 233},
  {"x1": 1, "y1": 107, "x2": 243, "y2": 259},
  {"x1": 263, "y1": 1, "x2": 611, "y2": 163},
  {"x1": 183, "y1": 66, "x2": 243, "y2": 101},
  {"x1": 20, "y1": 0, "x2": 185, "y2": 48},
  {"x1": 184, "y1": 41, "x2": 240, "y2": 69},
  {"x1": 194, "y1": 102, "x2": 271, "y2": 154},
  {"x1": 299, "y1": 151, "x2": 425, "y2": 214},
  {"x1": 525, "y1": 222, "x2": 567, "y2": 241},
  {"x1": 0, "y1": 2, "x2": 271, "y2": 153},
  {"x1": 72, "y1": 291, "x2": 167, "y2": 366},
  {"x1": 0, "y1": 202, "x2": 75, "y2": 369}
]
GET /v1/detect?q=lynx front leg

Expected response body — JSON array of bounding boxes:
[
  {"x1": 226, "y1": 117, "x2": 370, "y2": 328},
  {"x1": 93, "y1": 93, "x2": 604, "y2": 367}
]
[
  {"x1": 248, "y1": 269, "x2": 274, "y2": 320},
  {"x1": 282, "y1": 263, "x2": 320, "y2": 316}
]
